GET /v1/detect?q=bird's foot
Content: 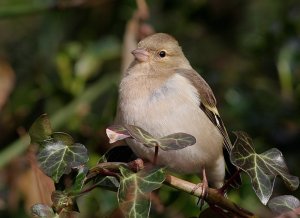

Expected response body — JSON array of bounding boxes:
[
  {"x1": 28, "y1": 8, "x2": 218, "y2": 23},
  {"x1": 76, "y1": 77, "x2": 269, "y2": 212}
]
[{"x1": 191, "y1": 168, "x2": 208, "y2": 210}]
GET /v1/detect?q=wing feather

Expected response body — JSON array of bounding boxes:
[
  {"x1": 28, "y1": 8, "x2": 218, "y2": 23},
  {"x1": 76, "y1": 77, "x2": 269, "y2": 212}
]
[
  {"x1": 176, "y1": 69, "x2": 232, "y2": 151},
  {"x1": 177, "y1": 68, "x2": 241, "y2": 187}
]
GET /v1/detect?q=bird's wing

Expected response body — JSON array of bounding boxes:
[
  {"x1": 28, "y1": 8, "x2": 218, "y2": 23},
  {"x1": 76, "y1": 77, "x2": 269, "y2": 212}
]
[
  {"x1": 176, "y1": 68, "x2": 232, "y2": 152},
  {"x1": 176, "y1": 68, "x2": 241, "y2": 187}
]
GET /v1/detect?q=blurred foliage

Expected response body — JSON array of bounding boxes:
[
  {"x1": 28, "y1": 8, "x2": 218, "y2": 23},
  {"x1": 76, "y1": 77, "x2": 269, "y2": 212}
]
[{"x1": 0, "y1": 0, "x2": 300, "y2": 217}]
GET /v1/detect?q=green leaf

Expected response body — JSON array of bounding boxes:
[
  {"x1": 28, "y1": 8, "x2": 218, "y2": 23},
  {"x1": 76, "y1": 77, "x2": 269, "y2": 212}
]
[
  {"x1": 124, "y1": 125, "x2": 157, "y2": 147},
  {"x1": 31, "y1": 204, "x2": 55, "y2": 218},
  {"x1": 38, "y1": 132, "x2": 89, "y2": 183},
  {"x1": 268, "y1": 195, "x2": 300, "y2": 215},
  {"x1": 29, "y1": 114, "x2": 53, "y2": 144},
  {"x1": 71, "y1": 165, "x2": 88, "y2": 193},
  {"x1": 106, "y1": 125, "x2": 131, "y2": 143},
  {"x1": 118, "y1": 166, "x2": 165, "y2": 218},
  {"x1": 158, "y1": 133, "x2": 196, "y2": 151},
  {"x1": 94, "y1": 175, "x2": 120, "y2": 192},
  {"x1": 231, "y1": 132, "x2": 299, "y2": 204},
  {"x1": 107, "y1": 125, "x2": 196, "y2": 151},
  {"x1": 125, "y1": 125, "x2": 196, "y2": 150},
  {"x1": 29, "y1": 115, "x2": 89, "y2": 184}
]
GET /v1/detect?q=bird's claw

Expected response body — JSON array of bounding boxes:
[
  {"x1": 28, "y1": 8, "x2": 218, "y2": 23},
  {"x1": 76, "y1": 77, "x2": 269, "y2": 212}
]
[{"x1": 191, "y1": 168, "x2": 208, "y2": 210}]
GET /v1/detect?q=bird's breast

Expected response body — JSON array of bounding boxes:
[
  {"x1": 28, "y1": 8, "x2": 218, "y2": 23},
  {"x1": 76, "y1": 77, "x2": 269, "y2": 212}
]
[
  {"x1": 120, "y1": 73, "x2": 200, "y2": 132},
  {"x1": 119, "y1": 72, "x2": 223, "y2": 173}
]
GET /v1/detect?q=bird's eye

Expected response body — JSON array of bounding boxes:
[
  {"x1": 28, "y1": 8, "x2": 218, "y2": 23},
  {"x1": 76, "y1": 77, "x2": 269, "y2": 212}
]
[{"x1": 159, "y1": 50, "x2": 166, "y2": 58}]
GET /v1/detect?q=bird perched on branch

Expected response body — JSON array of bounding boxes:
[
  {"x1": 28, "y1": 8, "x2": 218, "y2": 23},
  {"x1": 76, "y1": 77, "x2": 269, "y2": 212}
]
[{"x1": 118, "y1": 33, "x2": 239, "y2": 188}]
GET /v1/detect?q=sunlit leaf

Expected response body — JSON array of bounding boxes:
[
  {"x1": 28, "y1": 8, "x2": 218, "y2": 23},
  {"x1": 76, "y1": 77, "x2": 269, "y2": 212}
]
[
  {"x1": 118, "y1": 166, "x2": 165, "y2": 218},
  {"x1": 268, "y1": 195, "x2": 300, "y2": 215},
  {"x1": 29, "y1": 114, "x2": 53, "y2": 144},
  {"x1": 231, "y1": 132, "x2": 299, "y2": 204},
  {"x1": 107, "y1": 125, "x2": 196, "y2": 151},
  {"x1": 158, "y1": 133, "x2": 196, "y2": 150},
  {"x1": 38, "y1": 132, "x2": 89, "y2": 183},
  {"x1": 29, "y1": 115, "x2": 89, "y2": 184},
  {"x1": 106, "y1": 125, "x2": 131, "y2": 143},
  {"x1": 31, "y1": 204, "x2": 55, "y2": 218},
  {"x1": 52, "y1": 191, "x2": 78, "y2": 214},
  {"x1": 124, "y1": 125, "x2": 157, "y2": 147},
  {"x1": 71, "y1": 165, "x2": 88, "y2": 193}
]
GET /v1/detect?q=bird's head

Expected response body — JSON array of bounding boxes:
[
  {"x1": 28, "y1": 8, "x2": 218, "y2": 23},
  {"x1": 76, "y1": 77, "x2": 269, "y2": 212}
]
[{"x1": 131, "y1": 33, "x2": 190, "y2": 69}]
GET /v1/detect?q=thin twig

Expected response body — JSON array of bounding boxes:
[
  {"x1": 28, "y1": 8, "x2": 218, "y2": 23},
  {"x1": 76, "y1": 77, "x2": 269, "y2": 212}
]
[
  {"x1": 86, "y1": 158, "x2": 144, "y2": 181},
  {"x1": 76, "y1": 183, "x2": 101, "y2": 196}
]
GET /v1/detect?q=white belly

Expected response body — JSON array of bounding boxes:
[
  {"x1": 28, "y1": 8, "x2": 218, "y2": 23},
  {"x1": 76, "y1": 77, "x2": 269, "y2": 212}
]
[{"x1": 119, "y1": 73, "x2": 224, "y2": 174}]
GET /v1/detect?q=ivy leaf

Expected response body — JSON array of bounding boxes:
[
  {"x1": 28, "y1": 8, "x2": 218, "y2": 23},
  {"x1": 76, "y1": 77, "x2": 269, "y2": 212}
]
[
  {"x1": 38, "y1": 132, "x2": 89, "y2": 183},
  {"x1": 31, "y1": 204, "x2": 56, "y2": 218},
  {"x1": 230, "y1": 132, "x2": 299, "y2": 204},
  {"x1": 29, "y1": 114, "x2": 53, "y2": 144},
  {"x1": 123, "y1": 125, "x2": 157, "y2": 147},
  {"x1": 118, "y1": 166, "x2": 165, "y2": 218},
  {"x1": 268, "y1": 195, "x2": 300, "y2": 215},
  {"x1": 106, "y1": 125, "x2": 131, "y2": 143},
  {"x1": 158, "y1": 133, "x2": 196, "y2": 151},
  {"x1": 29, "y1": 115, "x2": 89, "y2": 183},
  {"x1": 70, "y1": 165, "x2": 88, "y2": 193},
  {"x1": 107, "y1": 125, "x2": 196, "y2": 151},
  {"x1": 125, "y1": 125, "x2": 196, "y2": 150},
  {"x1": 94, "y1": 175, "x2": 120, "y2": 192}
]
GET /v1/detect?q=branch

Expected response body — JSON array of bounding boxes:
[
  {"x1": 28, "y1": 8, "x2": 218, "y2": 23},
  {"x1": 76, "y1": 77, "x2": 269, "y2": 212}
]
[
  {"x1": 87, "y1": 159, "x2": 256, "y2": 218},
  {"x1": 165, "y1": 175, "x2": 256, "y2": 218}
]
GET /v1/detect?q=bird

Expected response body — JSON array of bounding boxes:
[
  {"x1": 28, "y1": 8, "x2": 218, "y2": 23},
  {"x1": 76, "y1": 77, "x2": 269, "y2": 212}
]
[{"x1": 117, "y1": 33, "x2": 239, "y2": 188}]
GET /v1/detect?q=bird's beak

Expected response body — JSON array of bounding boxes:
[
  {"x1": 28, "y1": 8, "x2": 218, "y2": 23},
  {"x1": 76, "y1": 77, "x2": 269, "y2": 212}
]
[{"x1": 131, "y1": 48, "x2": 149, "y2": 62}]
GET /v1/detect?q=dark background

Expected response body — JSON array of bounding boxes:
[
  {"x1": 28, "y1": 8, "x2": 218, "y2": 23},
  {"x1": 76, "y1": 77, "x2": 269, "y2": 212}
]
[{"x1": 0, "y1": 0, "x2": 299, "y2": 217}]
